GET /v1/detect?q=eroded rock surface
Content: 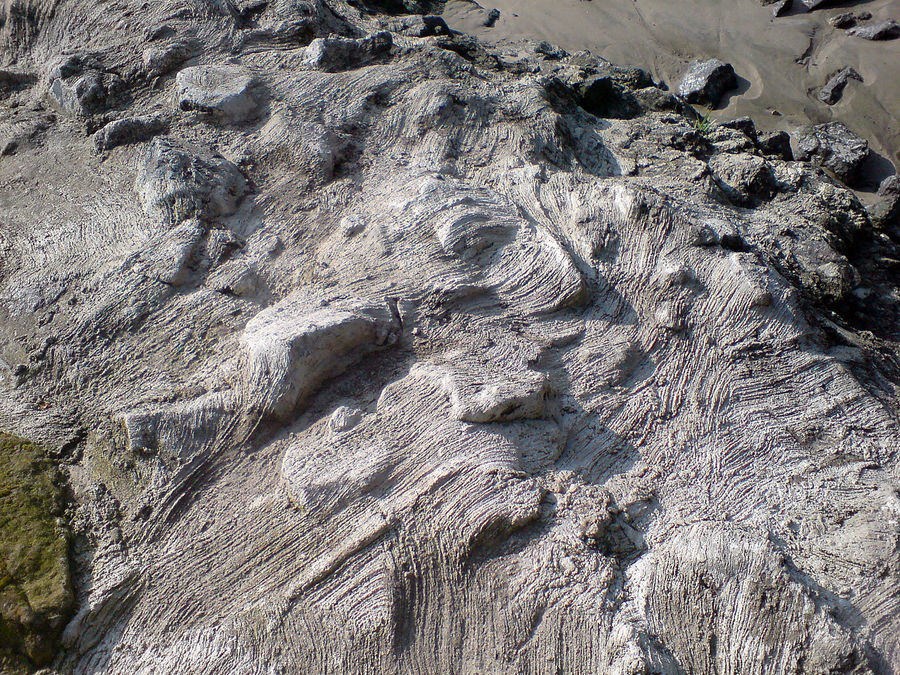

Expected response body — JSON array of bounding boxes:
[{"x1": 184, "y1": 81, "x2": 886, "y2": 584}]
[{"x1": 1, "y1": 0, "x2": 900, "y2": 673}]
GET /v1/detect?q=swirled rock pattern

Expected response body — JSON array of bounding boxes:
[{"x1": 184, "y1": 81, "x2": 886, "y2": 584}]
[{"x1": 1, "y1": 0, "x2": 899, "y2": 673}]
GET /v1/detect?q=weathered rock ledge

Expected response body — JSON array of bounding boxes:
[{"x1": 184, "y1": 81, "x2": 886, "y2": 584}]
[{"x1": 0, "y1": 0, "x2": 899, "y2": 673}]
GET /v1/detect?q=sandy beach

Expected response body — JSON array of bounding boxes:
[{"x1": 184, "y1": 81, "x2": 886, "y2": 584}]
[{"x1": 445, "y1": 0, "x2": 900, "y2": 188}]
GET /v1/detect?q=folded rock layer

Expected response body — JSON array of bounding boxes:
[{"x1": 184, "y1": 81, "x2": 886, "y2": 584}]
[{"x1": 0, "y1": 0, "x2": 899, "y2": 673}]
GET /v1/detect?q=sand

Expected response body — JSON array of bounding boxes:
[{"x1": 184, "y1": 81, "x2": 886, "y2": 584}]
[{"x1": 443, "y1": 0, "x2": 900, "y2": 188}]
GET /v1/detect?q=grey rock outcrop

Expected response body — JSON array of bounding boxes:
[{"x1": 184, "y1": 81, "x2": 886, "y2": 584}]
[
  {"x1": 2, "y1": 1, "x2": 900, "y2": 673},
  {"x1": 143, "y1": 39, "x2": 201, "y2": 78},
  {"x1": 175, "y1": 65, "x2": 264, "y2": 124},
  {"x1": 302, "y1": 32, "x2": 393, "y2": 71},
  {"x1": 94, "y1": 115, "x2": 168, "y2": 151},
  {"x1": 770, "y1": 0, "x2": 792, "y2": 16},
  {"x1": 677, "y1": 58, "x2": 737, "y2": 107},
  {"x1": 135, "y1": 137, "x2": 248, "y2": 224},
  {"x1": 794, "y1": 121, "x2": 870, "y2": 184},
  {"x1": 848, "y1": 19, "x2": 900, "y2": 40},
  {"x1": 48, "y1": 70, "x2": 122, "y2": 117}
]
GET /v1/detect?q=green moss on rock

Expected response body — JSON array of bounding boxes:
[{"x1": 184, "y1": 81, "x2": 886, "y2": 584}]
[{"x1": 0, "y1": 433, "x2": 72, "y2": 670}]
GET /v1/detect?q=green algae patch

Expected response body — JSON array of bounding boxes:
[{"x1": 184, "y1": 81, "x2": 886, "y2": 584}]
[{"x1": 0, "y1": 433, "x2": 73, "y2": 670}]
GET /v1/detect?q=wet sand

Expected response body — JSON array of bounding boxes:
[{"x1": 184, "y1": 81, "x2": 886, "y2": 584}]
[{"x1": 444, "y1": 0, "x2": 900, "y2": 186}]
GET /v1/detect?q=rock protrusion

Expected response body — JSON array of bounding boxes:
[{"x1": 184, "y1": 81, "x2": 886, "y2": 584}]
[
  {"x1": 709, "y1": 153, "x2": 775, "y2": 206},
  {"x1": 123, "y1": 220, "x2": 204, "y2": 285},
  {"x1": 175, "y1": 65, "x2": 264, "y2": 124},
  {"x1": 240, "y1": 296, "x2": 401, "y2": 421},
  {"x1": 135, "y1": 137, "x2": 248, "y2": 225},
  {"x1": 302, "y1": 32, "x2": 393, "y2": 72},
  {"x1": 871, "y1": 175, "x2": 900, "y2": 231},
  {"x1": 143, "y1": 39, "x2": 200, "y2": 78},
  {"x1": 94, "y1": 115, "x2": 168, "y2": 152}
]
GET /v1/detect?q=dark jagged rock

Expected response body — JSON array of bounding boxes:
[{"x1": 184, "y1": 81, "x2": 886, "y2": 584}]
[
  {"x1": 771, "y1": 0, "x2": 792, "y2": 17},
  {"x1": 829, "y1": 12, "x2": 857, "y2": 29},
  {"x1": 483, "y1": 8, "x2": 500, "y2": 27},
  {"x1": 720, "y1": 116, "x2": 758, "y2": 141},
  {"x1": 577, "y1": 74, "x2": 643, "y2": 119},
  {"x1": 794, "y1": 121, "x2": 869, "y2": 185},
  {"x1": 817, "y1": 66, "x2": 862, "y2": 105},
  {"x1": 535, "y1": 40, "x2": 568, "y2": 60},
  {"x1": 757, "y1": 129, "x2": 793, "y2": 160},
  {"x1": 871, "y1": 175, "x2": 900, "y2": 231},
  {"x1": 677, "y1": 59, "x2": 737, "y2": 107},
  {"x1": 632, "y1": 86, "x2": 683, "y2": 112},
  {"x1": 848, "y1": 19, "x2": 900, "y2": 40}
]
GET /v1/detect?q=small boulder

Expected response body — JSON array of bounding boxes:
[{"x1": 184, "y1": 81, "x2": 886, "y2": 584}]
[
  {"x1": 303, "y1": 32, "x2": 393, "y2": 72},
  {"x1": 175, "y1": 65, "x2": 264, "y2": 124},
  {"x1": 483, "y1": 8, "x2": 500, "y2": 27},
  {"x1": 677, "y1": 59, "x2": 737, "y2": 107},
  {"x1": 94, "y1": 115, "x2": 168, "y2": 152},
  {"x1": 816, "y1": 67, "x2": 862, "y2": 105},
  {"x1": 135, "y1": 137, "x2": 248, "y2": 225},
  {"x1": 847, "y1": 19, "x2": 900, "y2": 40},
  {"x1": 794, "y1": 121, "x2": 869, "y2": 185}
]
